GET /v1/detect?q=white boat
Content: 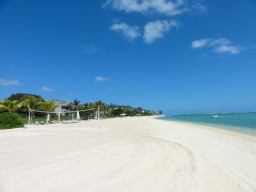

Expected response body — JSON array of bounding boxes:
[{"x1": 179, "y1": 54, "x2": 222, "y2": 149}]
[{"x1": 213, "y1": 114, "x2": 218, "y2": 118}]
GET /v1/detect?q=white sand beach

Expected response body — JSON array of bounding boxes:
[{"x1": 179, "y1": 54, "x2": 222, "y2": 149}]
[{"x1": 0, "y1": 117, "x2": 256, "y2": 192}]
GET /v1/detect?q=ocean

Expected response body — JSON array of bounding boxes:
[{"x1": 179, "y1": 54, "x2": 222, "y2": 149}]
[{"x1": 160, "y1": 112, "x2": 256, "y2": 136}]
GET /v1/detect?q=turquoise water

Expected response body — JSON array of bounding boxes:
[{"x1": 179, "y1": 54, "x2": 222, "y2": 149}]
[{"x1": 160, "y1": 112, "x2": 256, "y2": 136}]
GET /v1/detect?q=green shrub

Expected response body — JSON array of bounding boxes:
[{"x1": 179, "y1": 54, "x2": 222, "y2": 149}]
[{"x1": 0, "y1": 112, "x2": 24, "y2": 129}]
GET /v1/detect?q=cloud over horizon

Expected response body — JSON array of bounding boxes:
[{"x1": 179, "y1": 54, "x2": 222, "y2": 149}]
[
  {"x1": 192, "y1": 38, "x2": 243, "y2": 55},
  {"x1": 42, "y1": 86, "x2": 53, "y2": 92},
  {"x1": 0, "y1": 79, "x2": 20, "y2": 86}
]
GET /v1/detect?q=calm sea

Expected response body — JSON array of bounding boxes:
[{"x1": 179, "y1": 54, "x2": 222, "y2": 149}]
[{"x1": 160, "y1": 112, "x2": 256, "y2": 136}]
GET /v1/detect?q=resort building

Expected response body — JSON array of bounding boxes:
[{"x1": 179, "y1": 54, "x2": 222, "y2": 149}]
[{"x1": 54, "y1": 100, "x2": 70, "y2": 115}]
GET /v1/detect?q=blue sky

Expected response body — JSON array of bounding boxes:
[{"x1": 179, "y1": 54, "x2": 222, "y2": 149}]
[{"x1": 0, "y1": 0, "x2": 256, "y2": 114}]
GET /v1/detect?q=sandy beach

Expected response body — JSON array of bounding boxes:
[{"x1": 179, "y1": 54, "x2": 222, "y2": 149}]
[{"x1": 0, "y1": 117, "x2": 256, "y2": 192}]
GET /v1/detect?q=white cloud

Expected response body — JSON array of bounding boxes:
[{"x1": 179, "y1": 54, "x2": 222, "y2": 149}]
[
  {"x1": 209, "y1": 38, "x2": 231, "y2": 46},
  {"x1": 105, "y1": 0, "x2": 202, "y2": 16},
  {"x1": 94, "y1": 76, "x2": 109, "y2": 82},
  {"x1": 0, "y1": 79, "x2": 20, "y2": 86},
  {"x1": 105, "y1": 0, "x2": 206, "y2": 43},
  {"x1": 82, "y1": 45, "x2": 101, "y2": 54},
  {"x1": 214, "y1": 45, "x2": 242, "y2": 55},
  {"x1": 188, "y1": 1, "x2": 207, "y2": 14},
  {"x1": 192, "y1": 38, "x2": 243, "y2": 55},
  {"x1": 144, "y1": 20, "x2": 179, "y2": 43},
  {"x1": 110, "y1": 22, "x2": 141, "y2": 40},
  {"x1": 42, "y1": 86, "x2": 53, "y2": 92},
  {"x1": 191, "y1": 38, "x2": 211, "y2": 48}
]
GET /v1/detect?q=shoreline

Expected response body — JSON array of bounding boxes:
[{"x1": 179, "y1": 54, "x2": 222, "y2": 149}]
[
  {"x1": 1, "y1": 117, "x2": 256, "y2": 192},
  {"x1": 158, "y1": 118, "x2": 256, "y2": 138},
  {"x1": 157, "y1": 115, "x2": 256, "y2": 137}
]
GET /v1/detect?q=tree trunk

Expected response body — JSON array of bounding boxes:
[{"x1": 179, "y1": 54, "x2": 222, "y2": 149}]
[{"x1": 28, "y1": 110, "x2": 31, "y2": 124}]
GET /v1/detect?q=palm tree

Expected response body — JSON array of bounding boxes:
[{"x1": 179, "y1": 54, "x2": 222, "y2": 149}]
[
  {"x1": 70, "y1": 99, "x2": 81, "y2": 120},
  {"x1": 21, "y1": 96, "x2": 44, "y2": 124},
  {"x1": 72, "y1": 99, "x2": 80, "y2": 111},
  {"x1": 84, "y1": 102, "x2": 95, "y2": 119},
  {"x1": 107, "y1": 103, "x2": 117, "y2": 116},
  {"x1": 0, "y1": 99, "x2": 21, "y2": 113},
  {"x1": 41, "y1": 101, "x2": 57, "y2": 123},
  {"x1": 95, "y1": 100, "x2": 105, "y2": 119}
]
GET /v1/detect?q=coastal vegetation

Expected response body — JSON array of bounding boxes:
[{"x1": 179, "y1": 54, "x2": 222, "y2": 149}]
[
  {"x1": 0, "y1": 93, "x2": 162, "y2": 129},
  {"x1": 0, "y1": 112, "x2": 24, "y2": 129}
]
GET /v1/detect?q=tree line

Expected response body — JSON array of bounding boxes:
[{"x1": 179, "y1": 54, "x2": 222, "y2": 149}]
[{"x1": 0, "y1": 93, "x2": 162, "y2": 127}]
